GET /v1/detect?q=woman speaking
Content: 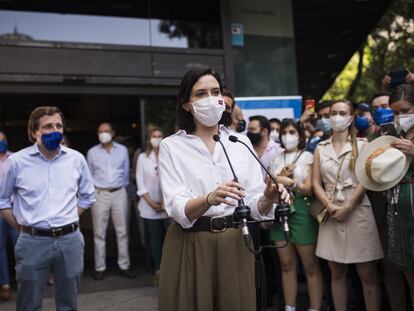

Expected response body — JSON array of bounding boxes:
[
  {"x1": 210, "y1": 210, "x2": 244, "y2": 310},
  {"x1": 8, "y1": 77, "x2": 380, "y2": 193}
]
[{"x1": 157, "y1": 66, "x2": 289, "y2": 311}]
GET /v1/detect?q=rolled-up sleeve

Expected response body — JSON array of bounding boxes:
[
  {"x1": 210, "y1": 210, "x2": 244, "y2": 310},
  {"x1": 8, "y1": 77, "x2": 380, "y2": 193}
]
[
  {"x1": 158, "y1": 141, "x2": 197, "y2": 228},
  {"x1": 136, "y1": 154, "x2": 149, "y2": 197},
  {"x1": 0, "y1": 158, "x2": 15, "y2": 209},
  {"x1": 77, "y1": 157, "x2": 96, "y2": 209}
]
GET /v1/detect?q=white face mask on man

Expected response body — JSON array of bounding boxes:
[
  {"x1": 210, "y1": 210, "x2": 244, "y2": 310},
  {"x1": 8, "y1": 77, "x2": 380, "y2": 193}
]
[
  {"x1": 281, "y1": 134, "x2": 299, "y2": 151},
  {"x1": 330, "y1": 115, "x2": 353, "y2": 132},
  {"x1": 398, "y1": 113, "x2": 414, "y2": 133},
  {"x1": 191, "y1": 96, "x2": 225, "y2": 127},
  {"x1": 99, "y1": 132, "x2": 112, "y2": 144}
]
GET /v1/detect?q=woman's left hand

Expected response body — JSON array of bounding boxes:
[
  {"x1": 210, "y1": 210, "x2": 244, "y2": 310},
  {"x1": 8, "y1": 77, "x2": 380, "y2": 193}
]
[
  {"x1": 391, "y1": 138, "x2": 414, "y2": 156},
  {"x1": 263, "y1": 176, "x2": 290, "y2": 204}
]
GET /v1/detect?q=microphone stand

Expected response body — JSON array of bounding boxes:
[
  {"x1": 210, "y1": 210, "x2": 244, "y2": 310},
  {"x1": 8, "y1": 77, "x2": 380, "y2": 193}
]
[
  {"x1": 214, "y1": 133, "x2": 292, "y2": 311},
  {"x1": 213, "y1": 134, "x2": 291, "y2": 252}
]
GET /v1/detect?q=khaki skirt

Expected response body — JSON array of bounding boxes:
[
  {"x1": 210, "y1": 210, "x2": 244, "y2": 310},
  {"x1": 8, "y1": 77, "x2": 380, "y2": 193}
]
[{"x1": 158, "y1": 224, "x2": 256, "y2": 311}]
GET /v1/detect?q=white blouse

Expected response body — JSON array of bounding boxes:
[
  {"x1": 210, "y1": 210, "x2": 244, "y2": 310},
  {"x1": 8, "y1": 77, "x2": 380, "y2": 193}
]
[
  {"x1": 136, "y1": 151, "x2": 168, "y2": 220},
  {"x1": 158, "y1": 126, "x2": 275, "y2": 229},
  {"x1": 269, "y1": 150, "x2": 313, "y2": 184}
]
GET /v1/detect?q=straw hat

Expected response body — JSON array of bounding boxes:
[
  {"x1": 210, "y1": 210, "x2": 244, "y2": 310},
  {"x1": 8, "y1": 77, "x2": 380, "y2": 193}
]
[{"x1": 355, "y1": 135, "x2": 411, "y2": 191}]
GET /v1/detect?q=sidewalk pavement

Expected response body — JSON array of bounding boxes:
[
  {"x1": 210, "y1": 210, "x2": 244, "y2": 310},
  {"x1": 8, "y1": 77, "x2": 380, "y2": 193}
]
[{"x1": 0, "y1": 286, "x2": 158, "y2": 311}]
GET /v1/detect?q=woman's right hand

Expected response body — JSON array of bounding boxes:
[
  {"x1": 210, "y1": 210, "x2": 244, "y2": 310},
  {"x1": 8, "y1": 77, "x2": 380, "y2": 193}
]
[
  {"x1": 279, "y1": 164, "x2": 295, "y2": 177},
  {"x1": 144, "y1": 194, "x2": 163, "y2": 211},
  {"x1": 207, "y1": 181, "x2": 246, "y2": 206},
  {"x1": 276, "y1": 175, "x2": 295, "y2": 187}
]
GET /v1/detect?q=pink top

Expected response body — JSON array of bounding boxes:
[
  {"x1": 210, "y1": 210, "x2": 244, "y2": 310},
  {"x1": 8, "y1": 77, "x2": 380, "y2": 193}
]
[{"x1": 258, "y1": 139, "x2": 282, "y2": 180}]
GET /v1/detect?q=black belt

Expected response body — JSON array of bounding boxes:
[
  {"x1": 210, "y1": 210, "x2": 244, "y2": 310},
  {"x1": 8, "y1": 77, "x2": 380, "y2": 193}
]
[
  {"x1": 96, "y1": 187, "x2": 122, "y2": 193},
  {"x1": 21, "y1": 222, "x2": 79, "y2": 238},
  {"x1": 183, "y1": 215, "x2": 234, "y2": 233}
]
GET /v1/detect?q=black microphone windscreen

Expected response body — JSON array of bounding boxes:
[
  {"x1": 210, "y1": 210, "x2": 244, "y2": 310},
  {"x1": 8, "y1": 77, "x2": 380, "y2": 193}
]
[
  {"x1": 213, "y1": 134, "x2": 220, "y2": 142},
  {"x1": 228, "y1": 135, "x2": 238, "y2": 142}
]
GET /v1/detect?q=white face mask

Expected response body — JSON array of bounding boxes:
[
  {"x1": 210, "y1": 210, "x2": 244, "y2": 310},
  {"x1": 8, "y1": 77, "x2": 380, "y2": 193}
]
[
  {"x1": 191, "y1": 96, "x2": 225, "y2": 127},
  {"x1": 398, "y1": 113, "x2": 414, "y2": 133},
  {"x1": 269, "y1": 130, "x2": 279, "y2": 142},
  {"x1": 330, "y1": 115, "x2": 352, "y2": 132},
  {"x1": 150, "y1": 137, "x2": 162, "y2": 148},
  {"x1": 99, "y1": 132, "x2": 112, "y2": 144},
  {"x1": 282, "y1": 134, "x2": 299, "y2": 151}
]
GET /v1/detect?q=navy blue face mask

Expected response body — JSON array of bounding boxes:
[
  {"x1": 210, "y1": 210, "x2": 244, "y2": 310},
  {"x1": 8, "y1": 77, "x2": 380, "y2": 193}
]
[
  {"x1": 354, "y1": 116, "x2": 370, "y2": 132},
  {"x1": 41, "y1": 132, "x2": 63, "y2": 151},
  {"x1": 0, "y1": 140, "x2": 8, "y2": 153}
]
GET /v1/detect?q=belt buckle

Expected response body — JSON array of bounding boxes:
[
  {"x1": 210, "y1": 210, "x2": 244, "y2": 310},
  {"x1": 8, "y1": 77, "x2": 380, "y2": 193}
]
[
  {"x1": 52, "y1": 228, "x2": 63, "y2": 238},
  {"x1": 210, "y1": 216, "x2": 227, "y2": 233}
]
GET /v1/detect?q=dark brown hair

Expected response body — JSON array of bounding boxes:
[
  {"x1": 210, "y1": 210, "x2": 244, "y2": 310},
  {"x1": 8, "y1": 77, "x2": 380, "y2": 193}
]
[
  {"x1": 279, "y1": 119, "x2": 307, "y2": 150},
  {"x1": 27, "y1": 106, "x2": 65, "y2": 143},
  {"x1": 176, "y1": 66, "x2": 226, "y2": 133}
]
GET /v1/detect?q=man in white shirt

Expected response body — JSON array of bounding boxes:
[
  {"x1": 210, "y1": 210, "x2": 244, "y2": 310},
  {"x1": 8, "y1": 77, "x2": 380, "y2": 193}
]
[
  {"x1": 87, "y1": 122, "x2": 135, "y2": 280},
  {"x1": 247, "y1": 115, "x2": 282, "y2": 179}
]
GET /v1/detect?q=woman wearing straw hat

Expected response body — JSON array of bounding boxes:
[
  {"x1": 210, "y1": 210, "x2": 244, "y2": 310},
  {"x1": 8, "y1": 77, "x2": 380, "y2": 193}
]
[
  {"x1": 362, "y1": 83, "x2": 414, "y2": 305},
  {"x1": 312, "y1": 100, "x2": 383, "y2": 311}
]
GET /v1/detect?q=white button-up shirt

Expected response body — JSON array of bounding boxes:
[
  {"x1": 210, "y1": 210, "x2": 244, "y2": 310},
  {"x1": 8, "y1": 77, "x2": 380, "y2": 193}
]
[
  {"x1": 136, "y1": 151, "x2": 168, "y2": 220},
  {"x1": 87, "y1": 142, "x2": 129, "y2": 189},
  {"x1": 0, "y1": 144, "x2": 95, "y2": 228},
  {"x1": 159, "y1": 126, "x2": 274, "y2": 229}
]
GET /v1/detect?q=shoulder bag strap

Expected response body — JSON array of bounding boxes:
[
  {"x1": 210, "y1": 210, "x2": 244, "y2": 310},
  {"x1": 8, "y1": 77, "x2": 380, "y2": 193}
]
[{"x1": 330, "y1": 151, "x2": 349, "y2": 201}]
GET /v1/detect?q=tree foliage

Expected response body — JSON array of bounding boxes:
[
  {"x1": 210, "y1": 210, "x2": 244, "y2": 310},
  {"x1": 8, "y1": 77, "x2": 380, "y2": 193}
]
[{"x1": 323, "y1": 0, "x2": 414, "y2": 102}]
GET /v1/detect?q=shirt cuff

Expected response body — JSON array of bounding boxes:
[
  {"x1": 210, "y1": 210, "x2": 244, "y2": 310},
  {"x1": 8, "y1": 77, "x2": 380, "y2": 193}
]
[
  {"x1": 77, "y1": 197, "x2": 95, "y2": 209},
  {"x1": 169, "y1": 196, "x2": 197, "y2": 229}
]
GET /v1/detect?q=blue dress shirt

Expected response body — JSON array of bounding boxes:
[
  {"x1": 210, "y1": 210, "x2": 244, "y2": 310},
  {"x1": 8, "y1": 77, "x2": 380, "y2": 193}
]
[
  {"x1": 86, "y1": 142, "x2": 129, "y2": 189},
  {"x1": 0, "y1": 144, "x2": 95, "y2": 228}
]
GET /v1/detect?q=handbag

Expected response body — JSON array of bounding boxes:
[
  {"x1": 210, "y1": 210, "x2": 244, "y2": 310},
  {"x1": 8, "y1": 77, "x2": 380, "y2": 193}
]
[{"x1": 309, "y1": 152, "x2": 348, "y2": 224}]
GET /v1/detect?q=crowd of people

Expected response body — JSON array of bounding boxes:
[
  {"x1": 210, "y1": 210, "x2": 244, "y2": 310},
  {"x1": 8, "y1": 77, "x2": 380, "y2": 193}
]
[{"x1": 0, "y1": 66, "x2": 414, "y2": 311}]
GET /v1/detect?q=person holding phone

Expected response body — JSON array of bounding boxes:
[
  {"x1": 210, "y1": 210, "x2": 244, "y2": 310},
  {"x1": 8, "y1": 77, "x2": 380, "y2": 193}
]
[{"x1": 382, "y1": 69, "x2": 414, "y2": 91}]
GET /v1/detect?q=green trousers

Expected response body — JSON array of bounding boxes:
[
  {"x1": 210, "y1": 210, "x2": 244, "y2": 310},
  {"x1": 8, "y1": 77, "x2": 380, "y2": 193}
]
[{"x1": 144, "y1": 218, "x2": 170, "y2": 270}]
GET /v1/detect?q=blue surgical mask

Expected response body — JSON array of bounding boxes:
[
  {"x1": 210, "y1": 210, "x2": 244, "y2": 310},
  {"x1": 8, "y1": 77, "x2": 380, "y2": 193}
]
[
  {"x1": 41, "y1": 132, "x2": 63, "y2": 151},
  {"x1": 373, "y1": 108, "x2": 394, "y2": 125},
  {"x1": 0, "y1": 140, "x2": 8, "y2": 153},
  {"x1": 354, "y1": 116, "x2": 370, "y2": 132},
  {"x1": 316, "y1": 118, "x2": 331, "y2": 133},
  {"x1": 306, "y1": 136, "x2": 322, "y2": 153}
]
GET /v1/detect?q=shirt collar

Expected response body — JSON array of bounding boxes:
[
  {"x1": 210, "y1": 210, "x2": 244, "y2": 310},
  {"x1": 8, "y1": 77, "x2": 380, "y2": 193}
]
[
  {"x1": 176, "y1": 125, "x2": 229, "y2": 139},
  {"x1": 99, "y1": 142, "x2": 118, "y2": 150},
  {"x1": 29, "y1": 143, "x2": 66, "y2": 158}
]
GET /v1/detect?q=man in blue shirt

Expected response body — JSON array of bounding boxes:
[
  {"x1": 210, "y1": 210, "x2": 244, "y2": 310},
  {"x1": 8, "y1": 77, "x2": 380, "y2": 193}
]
[
  {"x1": 87, "y1": 123, "x2": 134, "y2": 280},
  {"x1": 0, "y1": 106, "x2": 95, "y2": 311}
]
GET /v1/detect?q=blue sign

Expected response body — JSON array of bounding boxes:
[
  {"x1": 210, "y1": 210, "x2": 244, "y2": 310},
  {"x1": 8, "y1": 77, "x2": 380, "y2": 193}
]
[{"x1": 236, "y1": 96, "x2": 302, "y2": 121}]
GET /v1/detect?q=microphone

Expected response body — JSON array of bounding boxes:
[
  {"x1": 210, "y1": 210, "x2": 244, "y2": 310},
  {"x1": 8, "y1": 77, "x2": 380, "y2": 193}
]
[
  {"x1": 213, "y1": 134, "x2": 252, "y2": 246},
  {"x1": 228, "y1": 135, "x2": 291, "y2": 240},
  {"x1": 228, "y1": 135, "x2": 278, "y2": 185}
]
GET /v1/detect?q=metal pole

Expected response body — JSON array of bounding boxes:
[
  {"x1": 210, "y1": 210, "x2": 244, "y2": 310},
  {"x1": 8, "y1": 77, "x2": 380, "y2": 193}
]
[{"x1": 139, "y1": 98, "x2": 146, "y2": 151}]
